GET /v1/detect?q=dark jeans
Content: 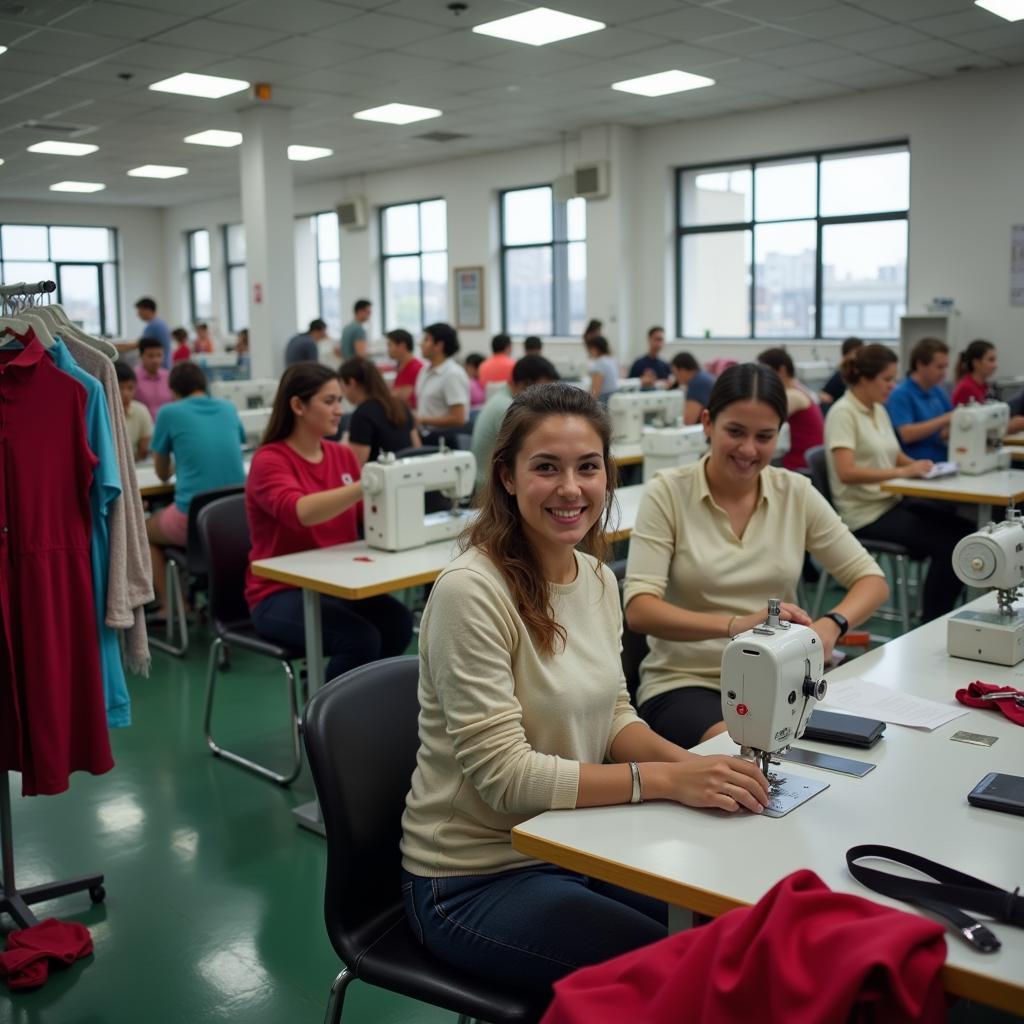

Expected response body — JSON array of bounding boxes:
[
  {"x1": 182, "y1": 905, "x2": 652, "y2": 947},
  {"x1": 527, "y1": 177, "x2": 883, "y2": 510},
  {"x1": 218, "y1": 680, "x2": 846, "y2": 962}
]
[
  {"x1": 402, "y1": 865, "x2": 667, "y2": 999},
  {"x1": 639, "y1": 686, "x2": 724, "y2": 750},
  {"x1": 251, "y1": 589, "x2": 412, "y2": 683},
  {"x1": 855, "y1": 499, "x2": 974, "y2": 622}
]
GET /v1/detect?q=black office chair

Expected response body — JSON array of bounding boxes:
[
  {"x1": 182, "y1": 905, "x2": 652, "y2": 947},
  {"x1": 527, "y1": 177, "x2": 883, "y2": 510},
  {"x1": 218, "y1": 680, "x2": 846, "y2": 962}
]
[
  {"x1": 197, "y1": 493, "x2": 305, "y2": 786},
  {"x1": 805, "y1": 445, "x2": 918, "y2": 632},
  {"x1": 151, "y1": 484, "x2": 246, "y2": 657},
  {"x1": 302, "y1": 657, "x2": 546, "y2": 1024}
]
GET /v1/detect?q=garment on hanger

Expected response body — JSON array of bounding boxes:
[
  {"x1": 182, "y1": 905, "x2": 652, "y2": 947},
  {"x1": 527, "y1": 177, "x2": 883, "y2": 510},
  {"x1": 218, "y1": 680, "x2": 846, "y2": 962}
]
[
  {"x1": 0, "y1": 332, "x2": 114, "y2": 795},
  {"x1": 49, "y1": 338, "x2": 131, "y2": 727}
]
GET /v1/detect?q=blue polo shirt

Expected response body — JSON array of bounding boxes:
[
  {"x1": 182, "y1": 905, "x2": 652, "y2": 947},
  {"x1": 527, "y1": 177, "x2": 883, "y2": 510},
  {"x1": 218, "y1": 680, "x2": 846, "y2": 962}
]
[{"x1": 886, "y1": 377, "x2": 952, "y2": 461}]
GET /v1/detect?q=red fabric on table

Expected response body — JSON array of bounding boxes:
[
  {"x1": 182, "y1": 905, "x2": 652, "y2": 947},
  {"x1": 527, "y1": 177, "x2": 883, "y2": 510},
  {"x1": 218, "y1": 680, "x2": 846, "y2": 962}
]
[
  {"x1": 955, "y1": 680, "x2": 1024, "y2": 726},
  {"x1": 0, "y1": 334, "x2": 114, "y2": 795},
  {"x1": 541, "y1": 869, "x2": 947, "y2": 1024},
  {"x1": 0, "y1": 918, "x2": 93, "y2": 990}
]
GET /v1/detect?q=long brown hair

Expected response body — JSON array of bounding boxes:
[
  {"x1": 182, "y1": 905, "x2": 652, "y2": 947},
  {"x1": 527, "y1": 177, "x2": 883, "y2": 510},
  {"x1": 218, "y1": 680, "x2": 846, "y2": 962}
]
[
  {"x1": 840, "y1": 343, "x2": 897, "y2": 385},
  {"x1": 339, "y1": 357, "x2": 408, "y2": 427},
  {"x1": 463, "y1": 383, "x2": 617, "y2": 656},
  {"x1": 262, "y1": 363, "x2": 338, "y2": 445},
  {"x1": 957, "y1": 339, "x2": 994, "y2": 379}
]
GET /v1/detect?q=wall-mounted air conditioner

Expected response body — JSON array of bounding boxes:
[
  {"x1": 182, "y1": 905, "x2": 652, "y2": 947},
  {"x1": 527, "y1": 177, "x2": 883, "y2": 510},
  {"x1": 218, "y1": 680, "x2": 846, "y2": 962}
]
[
  {"x1": 337, "y1": 197, "x2": 367, "y2": 230},
  {"x1": 573, "y1": 161, "x2": 609, "y2": 200}
]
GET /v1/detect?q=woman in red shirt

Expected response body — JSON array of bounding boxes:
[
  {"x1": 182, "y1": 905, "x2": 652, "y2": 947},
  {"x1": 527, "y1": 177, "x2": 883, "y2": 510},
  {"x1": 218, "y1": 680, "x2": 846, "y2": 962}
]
[
  {"x1": 756, "y1": 347, "x2": 824, "y2": 471},
  {"x1": 245, "y1": 363, "x2": 412, "y2": 683},
  {"x1": 952, "y1": 340, "x2": 1024, "y2": 430}
]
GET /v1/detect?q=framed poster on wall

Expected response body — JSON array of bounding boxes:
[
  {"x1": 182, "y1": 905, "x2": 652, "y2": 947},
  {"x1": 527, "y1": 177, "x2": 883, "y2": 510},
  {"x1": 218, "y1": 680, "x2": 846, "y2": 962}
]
[{"x1": 454, "y1": 266, "x2": 484, "y2": 329}]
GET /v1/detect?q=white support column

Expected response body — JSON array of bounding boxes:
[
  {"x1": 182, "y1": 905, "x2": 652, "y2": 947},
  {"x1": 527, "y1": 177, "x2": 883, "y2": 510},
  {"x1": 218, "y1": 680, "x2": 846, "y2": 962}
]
[{"x1": 240, "y1": 105, "x2": 296, "y2": 379}]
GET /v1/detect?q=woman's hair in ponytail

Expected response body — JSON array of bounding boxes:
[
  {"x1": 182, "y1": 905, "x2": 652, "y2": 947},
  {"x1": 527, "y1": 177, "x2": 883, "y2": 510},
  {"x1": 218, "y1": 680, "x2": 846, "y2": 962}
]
[{"x1": 840, "y1": 343, "x2": 898, "y2": 385}]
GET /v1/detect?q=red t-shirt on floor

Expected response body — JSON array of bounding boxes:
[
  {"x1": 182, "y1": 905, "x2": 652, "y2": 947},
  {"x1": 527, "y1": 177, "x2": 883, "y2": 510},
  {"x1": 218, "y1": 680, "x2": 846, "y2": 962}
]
[
  {"x1": 244, "y1": 440, "x2": 362, "y2": 609},
  {"x1": 393, "y1": 358, "x2": 424, "y2": 409}
]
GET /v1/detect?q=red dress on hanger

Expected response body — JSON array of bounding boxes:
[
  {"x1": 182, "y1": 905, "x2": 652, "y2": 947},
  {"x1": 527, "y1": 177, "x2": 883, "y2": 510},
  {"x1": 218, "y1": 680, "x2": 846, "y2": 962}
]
[{"x1": 0, "y1": 333, "x2": 114, "y2": 795}]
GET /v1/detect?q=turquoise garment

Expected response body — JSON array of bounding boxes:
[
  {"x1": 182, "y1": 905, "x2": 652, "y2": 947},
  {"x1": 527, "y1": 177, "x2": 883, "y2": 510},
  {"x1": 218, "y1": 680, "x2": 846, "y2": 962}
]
[
  {"x1": 151, "y1": 396, "x2": 246, "y2": 512},
  {"x1": 50, "y1": 339, "x2": 131, "y2": 728}
]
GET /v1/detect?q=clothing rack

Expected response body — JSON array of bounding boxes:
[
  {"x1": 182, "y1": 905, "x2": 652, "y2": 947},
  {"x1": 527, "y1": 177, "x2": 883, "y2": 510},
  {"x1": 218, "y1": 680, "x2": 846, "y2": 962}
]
[{"x1": 1, "y1": 277, "x2": 107, "y2": 928}]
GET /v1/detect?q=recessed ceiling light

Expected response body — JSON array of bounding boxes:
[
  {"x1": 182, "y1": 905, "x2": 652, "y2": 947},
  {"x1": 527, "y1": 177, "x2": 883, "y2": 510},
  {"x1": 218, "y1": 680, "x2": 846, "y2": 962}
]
[
  {"x1": 50, "y1": 181, "x2": 106, "y2": 193},
  {"x1": 612, "y1": 70, "x2": 716, "y2": 97},
  {"x1": 27, "y1": 140, "x2": 99, "y2": 156},
  {"x1": 0, "y1": 157, "x2": 5, "y2": 166},
  {"x1": 353, "y1": 103, "x2": 442, "y2": 125},
  {"x1": 0, "y1": 46, "x2": 8, "y2": 57},
  {"x1": 288, "y1": 145, "x2": 333, "y2": 161},
  {"x1": 184, "y1": 129, "x2": 243, "y2": 147},
  {"x1": 472, "y1": 7, "x2": 604, "y2": 46},
  {"x1": 975, "y1": 0, "x2": 1024, "y2": 19},
  {"x1": 127, "y1": 164, "x2": 189, "y2": 179},
  {"x1": 150, "y1": 72, "x2": 249, "y2": 99}
]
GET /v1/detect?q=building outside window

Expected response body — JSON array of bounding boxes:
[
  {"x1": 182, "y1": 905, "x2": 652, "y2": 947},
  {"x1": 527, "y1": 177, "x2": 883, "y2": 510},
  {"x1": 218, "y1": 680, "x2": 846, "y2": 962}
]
[
  {"x1": 313, "y1": 211, "x2": 340, "y2": 336},
  {"x1": 187, "y1": 229, "x2": 212, "y2": 325},
  {"x1": 379, "y1": 198, "x2": 447, "y2": 332},
  {"x1": 0, "y1": 223, "x2": 120, "y2": 335},
  {"x1": 223, "y1": 223, "x2": 247, "y2": 333}
]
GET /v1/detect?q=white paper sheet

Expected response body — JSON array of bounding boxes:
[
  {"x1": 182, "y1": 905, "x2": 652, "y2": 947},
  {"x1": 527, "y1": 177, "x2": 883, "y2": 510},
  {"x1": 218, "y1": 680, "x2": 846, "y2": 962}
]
[{"x1": 824, "y1": 676, "x2": 969, "y2": 731}]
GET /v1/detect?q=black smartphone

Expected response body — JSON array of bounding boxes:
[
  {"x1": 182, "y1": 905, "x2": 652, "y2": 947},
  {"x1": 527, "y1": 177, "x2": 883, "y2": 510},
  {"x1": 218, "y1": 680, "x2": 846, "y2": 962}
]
[
  {"x1": 967, "y1": 773, "x2": 1024, "y2": 817},
  {"x1": 803, "y1": 710, "x2": 885, "y2": 748}
]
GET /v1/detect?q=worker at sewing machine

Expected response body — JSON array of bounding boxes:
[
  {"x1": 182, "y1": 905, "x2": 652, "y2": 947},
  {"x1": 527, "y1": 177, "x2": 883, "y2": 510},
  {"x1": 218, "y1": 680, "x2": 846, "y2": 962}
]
[
  {"x1": 339, "y1": 357, "x2": 420, "y2": 466},
  {"x1": 667, "y1": 351, "x2": 715, "y2": 425},
  {"x1": 624, "y1": 363, "x2": 888, "y2": 751},
  {"x1": 244, "y1": 363, "x2": 412, "y2": 684},
  {"x1": 756, "y1": 347, "x2": 824, "y2": 472},
  {"x1": 628, "y1": 326, "x2": 671, "y2": 388},
  {"x1": 952, "y1": 339, "x2": 1024, "y2": 431},
  {"x1": 886, "y1": 337, "x2": 953, "y2": 462}
]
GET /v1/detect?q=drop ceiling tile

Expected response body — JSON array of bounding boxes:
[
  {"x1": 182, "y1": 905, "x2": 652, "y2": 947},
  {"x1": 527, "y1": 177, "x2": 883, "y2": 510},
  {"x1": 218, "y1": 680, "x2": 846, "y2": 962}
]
[
  {"x1": 48, "y1": 2, "x2": 192, "y2": 40},
  {"x1": 910, "y1": 9, "x2": 1002, "y2": 37},
  {"x1": 211, "y1": 0, "x2": 357, "y2": 32},
  {"x1": 317, "y1": 10, "x2": 452, "y2": 47},
  {"x1": 552, "y1": 27, "x2": 666, "y2": 59},
  {"x1": 837, "y1": 25, "x2": 930, "y2": 53},
  {"x1": 152, "y1": 18, "x2": 282, "y2": 53},
  {"x1": 850, "y1": 0, "x2": 966, "y2": 21},
  {"x1": 339, "y1": 51, "x2": 452, "y2": 76},
  {"x1": 954, "y1": 25, "x2": 1024, "y2": 52},
  {"x1": 913, "y1": 55, "x2": 1005, "y2": 76},
  {"x1": 613, "y1": 42, "x2": 738, "y2": 71},
  {"x1": 285, "y1": 68, "x2": 389, "y2": 94},
  {"x1": 798, "y1": 54, "x2": 890, "y2": 79},
  {"x1": 762, "y1": 40, "x2": 852, "y2": 66},
  {"x1": 988, "y1": 43, "x2": 1024, "y2": 62},
  {"x1": 371, "y1": 0, "x2": 526, "y2": 29},
  {"x1": 768, "y1": 77, "x2": 855, "y2": 98},
  {"x1": 14, "y1": 30, "x2": 132, "y2": 61},
  {"x1": 556, "y1": 0, "x2": 682, "y2": 20},
  {"x1": 244, "y1": 35, "x2": 365, "y2": 67},
  {"x1": 631, "y1": 7, "x2": 756, "y2": 42},
  {"x1": 393, "y1": 29, "x2": 514, "y2": 62},
  {"x1": 835, "y1": 67, "x2": 927, "y2": 88},
  {"x1": 780, "y1": 5, "x2": 888, "y2": 38},
  {"x1": 475, "y1": 47, "x2": 594, "y2": 75},
  {"x1": 113, "y1": 42, "x2": 226, "y2": 70},
  {"x1": 720, "y1": 0, "x2": 835, "y2": 18},
  {"x1": 704, "y1": 26, "x2": 800, "y2": 54},
  {"x1": 400, "y1": 64, "x2": 518, "y2": 93},
  {"x1": 873, "y1": 39, "x2": 976, "y2": 65},
  {"x1": 118, "y1": 0, "x2": 254, "y2": 14},
  {"x1": 711, "y1": 67, "x2": 811, "y2": 91}
]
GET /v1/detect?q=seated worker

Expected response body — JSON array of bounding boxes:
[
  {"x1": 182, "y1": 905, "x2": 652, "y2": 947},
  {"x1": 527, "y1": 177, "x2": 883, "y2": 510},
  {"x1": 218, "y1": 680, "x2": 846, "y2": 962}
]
[
  {"x1": 586, "y1": 335, "x2": 619, "y2": 403},
  {"x1": 285, "y1": 318, "x2": 328, "y2": 367},
  {"x1": 245, "y1": 364, "x2": 412, "y2": 683},
  {"x1": 885, "y1": 337, "x2": 952, "y2": 462},
  {"x1": 464, "y1": 353, "x2": 487, "y2": 408},
  {"x1": 625, "y1": 363, "x2": 887, "y2": 750},
  {"x1": 825, "y1": 343, "x2": 974, "y2": 622},
  {"x1": 233, "y1": 328, "x2": 250, "y2": 375},
  {"x1": 146, "y1": 361, "x2": 246, "y2": 619},
  {"x1": 819, "y1": 337, "x2": 862, "y2": 410},
  {"x1": 414, "y1": 323, "x2": 470, "y2": 443},
  {"x1": 470, "y1": 354, "x2": 559, "y2": 491},
  {"x1": 479, "y1": 333, "x2": 515, "y2": 388},
  {"x1": 952, "y1": 340, "x2": 1024, "y2": 430},
  {"x1": 523, "y1": 335, "x2": 542, "y2": 354},
  {"x1": 171, "y1": 327, "x2": 192, "y2": 363},
  {"x1": 401, "y1": 383, "x2": 771, "y2": 1000},
  {"x1": 667, "y1": 352, "x2": 715, "y2": 425},
  {"x1": 193, "y1": 322, "x2": 215, "y2": 354},
  {"x1": 135, "y1": 336, "x2": 173, "y2": 420},
  {"x1": 339, "y1": 357, "x2": 420, "y2": 465},
  {"x1": 756, "y1": 347, "x2": 824, "y2": 471},
  {"x1": 115, "y1": 359, "x2": 153, "y2": 461},
  {"x1": 628, "y1": 326, "x2": 671, "y2": 388},
  {"x1": 387, "y1": 328, "x2": 423, "y2": 409}
]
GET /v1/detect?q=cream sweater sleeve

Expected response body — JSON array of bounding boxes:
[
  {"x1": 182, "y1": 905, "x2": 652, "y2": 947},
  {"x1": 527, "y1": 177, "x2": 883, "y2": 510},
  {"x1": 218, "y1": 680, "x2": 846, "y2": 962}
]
[
  {"x1": 622, "y1": 473, "x2": 676, "y2": 609},
  {"x1": 424, "y1": 567, "x2": 581, "y2": 815}
]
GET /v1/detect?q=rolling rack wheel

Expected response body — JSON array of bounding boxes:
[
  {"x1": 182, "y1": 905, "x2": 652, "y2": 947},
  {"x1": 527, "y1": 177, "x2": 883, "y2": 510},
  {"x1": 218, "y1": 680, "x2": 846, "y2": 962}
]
[{"x1": 90, "y1": 885, "x2": 106, "y2": 904}]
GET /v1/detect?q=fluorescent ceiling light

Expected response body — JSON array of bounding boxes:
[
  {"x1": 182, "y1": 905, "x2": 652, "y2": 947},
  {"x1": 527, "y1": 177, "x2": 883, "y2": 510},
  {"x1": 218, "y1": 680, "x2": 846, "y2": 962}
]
[
  {"x1": 0, "y1": 158, "x2": 5, "y2": 166},
  {"x1": 27, "y1": 140, "x2": 99, "y2": 156},
  {"x1": 184, "y1": 129, "x2": 243, "y2": 147},
  {"x1": 0, "y1": 46, "x2": 8, "y2": 56},
  {"x1": 612, "y1": 70, "x2": 715, "y2": 97},
  {"x1": 50, "y1": 181, "x2": 105, "y2": 193},
  {"x1": 472, "y1": 7, "x2": 604, "y2": 46},
  {"x1": 149, "y1": 72, "x2": 248, "y2": 98},
  {"x1": 975, "y1": 0, "x2": 1024, "y2": 19},
  {"x1": 353, "y1": 103, "x2": 441, "y2": 125},
  {"x1": 127, "y1": 164, "x2": 189, "y2": 179},
  {"x1": 288, "y1": 144, "x2": 333, "y2": 161}
]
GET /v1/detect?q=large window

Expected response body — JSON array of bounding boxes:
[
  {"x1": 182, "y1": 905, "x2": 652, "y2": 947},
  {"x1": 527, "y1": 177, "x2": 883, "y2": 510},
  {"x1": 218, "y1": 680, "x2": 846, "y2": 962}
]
[
  {"x1": 380, "y1": 199, "x2": 447, "y2": 332},
  {"x1": 676, "y1": 144, "x2": 908, "y2": 340},
  {"x1": 0, "y1": 223, "x2": 120, "y2": 335},
  {"x1": 223, "y1": 223, "x2": 247, "y2": 333},
  {"x1": 314, "y1": 211, "x2": 340, "y2": 335},
  {"x1": 500, "y1": 186, "x2": 586, "y2": 337},
  {"x1": 187, "y1": 229, "x2": 212, "y2": 324}
]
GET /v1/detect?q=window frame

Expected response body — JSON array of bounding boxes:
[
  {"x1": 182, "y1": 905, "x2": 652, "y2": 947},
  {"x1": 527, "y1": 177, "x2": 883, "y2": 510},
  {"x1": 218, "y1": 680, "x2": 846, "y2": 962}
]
[
  {"x1": 378, "y1": 197, "x2": 448, "y2": 332},
  {"x1": 499, "y1": 184, "x2": 586, "y2": 337},
  {"x1": 312, "y1": 211, "x2": 341, "y2": 334},
  {"x1": 0, "y1": 222, "x2": 121, "y2": 335},
  {"x1": 675, "y1": 140, "x2": 909, "y2": 341},
  {"x1": 186, "y1": 228, "x2": 212, "y2": 326},
  {"x1": 222, "y1": 223, "x2": 247, "y2": 333}
]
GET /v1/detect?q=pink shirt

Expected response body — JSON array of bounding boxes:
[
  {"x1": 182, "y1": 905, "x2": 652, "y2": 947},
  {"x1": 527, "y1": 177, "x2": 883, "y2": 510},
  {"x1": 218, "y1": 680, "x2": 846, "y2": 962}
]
[
  {"x1": 479, "y1": 353, "x2": 515, "y2": 387},
  {"x1": 134, "y1": 366, "x2": 172, "y2": 420},
  {"x1": 951, "y1": 375, "x2": 991, "y2": 406}
]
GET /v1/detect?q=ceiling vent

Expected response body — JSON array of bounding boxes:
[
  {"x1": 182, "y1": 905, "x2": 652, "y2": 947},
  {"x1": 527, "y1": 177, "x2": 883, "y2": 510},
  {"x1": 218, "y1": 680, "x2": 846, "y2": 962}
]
[
  {"x1": 20, "y1": 120, "x2": 95, "y2": 136},
  {"x1": 415, "y1": 131, "x2": 468, "y2": 143}
]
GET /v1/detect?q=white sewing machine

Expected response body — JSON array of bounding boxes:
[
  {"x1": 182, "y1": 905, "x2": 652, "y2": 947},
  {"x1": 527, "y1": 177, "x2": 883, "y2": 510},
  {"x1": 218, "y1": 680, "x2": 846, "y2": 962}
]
[
  {"x1": 947, "y1": 510, "x2": 1024, "y2": 665},
  {"x1": 362, "y1": 449, "x2": 476, "y2": 551},
  {"x1": 211, "y1": 377, "x2": 279, "y2": 411},
  {"x1": 641, "y1": 425, "x2": 707, "y2": 482},
  {"x1": 774, "y1": 421, "x2": 791, "y2": 464},
  {"x1": 721, "y1": 598, "x2": 828, "y2": 796},
  {"x1": 608, "y1": 390, "x2": 683, "y2": 444},
  {"x1": 948, "y1": 401, "x2": 1011, "y2": 475},
  {"x1": 238, "y1": 407, "x2": 271, "y2": 448}
]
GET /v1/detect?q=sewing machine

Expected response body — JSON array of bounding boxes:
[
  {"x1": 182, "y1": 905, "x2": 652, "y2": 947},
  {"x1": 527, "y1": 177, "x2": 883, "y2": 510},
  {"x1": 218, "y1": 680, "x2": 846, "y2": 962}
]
[
  {"x1": 948, "y1": 510, "x2": 1024, "y2": 665},
  {"x1": 641, "y1": 425, "x2": 707, "y2": 482},
  {"x1": 774, "y1": 422, "x2": 791, "y2": 464},
  {"x1": 362, "y1": 449, "x2": 476, "y2": 551},
  {"x1": 608, "y1": 390, "x2": 683, "y2": 444},
  {"x1": 949, "y1": 401, "x2": 1011, "y2": 475},
  {"x1": 211, "y1": 378, "x2": 279, "y2": 411},
  {"x1": 238, "y1": 407, "x2": 271, "y2": 448}
]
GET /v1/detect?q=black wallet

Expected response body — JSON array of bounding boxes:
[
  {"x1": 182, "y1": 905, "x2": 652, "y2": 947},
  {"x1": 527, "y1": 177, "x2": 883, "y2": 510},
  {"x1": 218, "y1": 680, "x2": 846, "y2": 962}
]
[{"x1": 803, "y1": 709, "x2": 885, "y2": 748}]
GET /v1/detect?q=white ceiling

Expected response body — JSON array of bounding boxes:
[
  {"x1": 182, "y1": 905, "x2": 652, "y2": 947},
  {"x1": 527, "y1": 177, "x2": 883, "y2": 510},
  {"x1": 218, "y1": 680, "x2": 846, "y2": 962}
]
[{"x1": 0, "y1": 0, "x2": 1021, "y2": 207}]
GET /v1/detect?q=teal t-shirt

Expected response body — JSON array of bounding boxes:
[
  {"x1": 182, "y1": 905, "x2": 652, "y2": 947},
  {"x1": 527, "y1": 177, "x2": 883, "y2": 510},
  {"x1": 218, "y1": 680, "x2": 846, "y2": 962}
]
[
  {"x1": 151, "y1": 396, "x2": 246, "y2": 513},
  {"x1": 340, "y1": 321, "x2": 367, "y2": 361},
  {"x1": 471, "y1": 387, "x2": 514, "y2": 490}
]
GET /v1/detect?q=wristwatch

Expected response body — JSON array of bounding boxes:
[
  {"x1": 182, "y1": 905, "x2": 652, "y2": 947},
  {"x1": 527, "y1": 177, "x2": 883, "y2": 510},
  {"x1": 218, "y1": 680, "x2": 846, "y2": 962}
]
[{"x1": 823, "y1": 611, "x2": 849, "y2": 639}]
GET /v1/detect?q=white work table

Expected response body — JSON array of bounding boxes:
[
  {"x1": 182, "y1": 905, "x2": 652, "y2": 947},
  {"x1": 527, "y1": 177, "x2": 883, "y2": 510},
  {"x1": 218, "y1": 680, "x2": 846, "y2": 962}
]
[
  {"x1": 135, "y1": 455, "x2": 253, "y2": 498},
  {"x1": 512, "y1": 594, "x2": 1024, "y2": 1014},
  {"x1": 880, "y1": 468, "x2": 1024, "y2": 527}
]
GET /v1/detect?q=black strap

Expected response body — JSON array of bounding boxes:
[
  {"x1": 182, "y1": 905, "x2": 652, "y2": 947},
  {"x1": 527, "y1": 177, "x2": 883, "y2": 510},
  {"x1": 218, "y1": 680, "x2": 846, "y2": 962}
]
[{"x1": 847, "y1": 844, "x2": 1023, "y2": 954}]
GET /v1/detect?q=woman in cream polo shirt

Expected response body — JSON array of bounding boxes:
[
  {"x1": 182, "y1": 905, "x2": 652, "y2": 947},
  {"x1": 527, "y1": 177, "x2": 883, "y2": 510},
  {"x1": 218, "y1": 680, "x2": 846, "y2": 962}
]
[
  {"x1": 825, "y1": 343, "x2": 973, "y2": 623},
  {"x1": 625, "y1": 363, "x2": 889, "y2": 750}
]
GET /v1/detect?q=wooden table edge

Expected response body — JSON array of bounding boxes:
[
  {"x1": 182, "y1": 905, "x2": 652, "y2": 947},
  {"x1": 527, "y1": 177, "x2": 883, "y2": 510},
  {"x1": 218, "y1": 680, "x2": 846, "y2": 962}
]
[
  {"x1": 250, "y1": 563, "x2": 442, "y2": 600},
  {"x1": 879, "y1": 481, "x2": 1021, "y2": 505},
  {"x1": 510, "y1": 828, "x2": 1022, "y2": 1014},
  {"x1": 613, "y1": 453, "x2": 644, "y2": 466}
]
